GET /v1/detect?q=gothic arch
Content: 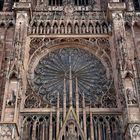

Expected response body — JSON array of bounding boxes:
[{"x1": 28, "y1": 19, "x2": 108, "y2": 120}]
[
  {"x1": 31, "y1": 22, "x2": 37, "y2": 34},
  {"x1": 46, "y1": 22, "x2": 51, "y2": 34},
  {"x1": 74, "y1": 22, "x2": 79, "y2": 34},
  {"x1": 60, "y1": 22, "x2": 65, "y2": 34},
  {"x1": 28, "y1": 38, "x2": 112, "y2": 81},
  {"x1": 38, "y1": 22, "x2": 44, "y2": 34},
  {"x1": 95, "y1": 21, "x2": 101, "y2": 34},
  {"x1": 57, "y1": 107, "x2": 85, "y2": 140},
  {"x1": 67, "y1": 22, "x2": 72, "y2": 34},
  {"x1": 53, "y1": 22, "x2": 58, "y2": 34},
  {"x1": 88, "y1": 22, "x2": 93, "y2": 34},
  {"x1": 102, "y1": 22, "x2": 108, "y2": 34},
  {"x1": 27, "y1": 38, "x2": 114, "y2": 108},
  {"x1": 81, "y1": 22, "x2": 87, "y2": 34}
]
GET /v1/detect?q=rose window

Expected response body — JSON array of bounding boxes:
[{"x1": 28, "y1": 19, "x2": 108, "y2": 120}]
[{"x1": 31, "y1": 47, "x2": 112, "y2": 106}]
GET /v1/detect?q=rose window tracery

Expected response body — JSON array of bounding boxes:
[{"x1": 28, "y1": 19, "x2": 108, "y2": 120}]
[{"x1": 31, "y1": 47, "x2": 112, "y2": 106}]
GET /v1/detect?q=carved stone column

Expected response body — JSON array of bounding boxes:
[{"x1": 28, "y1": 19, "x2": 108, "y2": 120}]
[
  {"x1": 75, "y1": 77, "x2": 79, "y2": 121},
  {"x1": 56, "y1": 92, "x2": 60, "y2": 137},
  {"x1": 82, "y1": 93, "x2": 87, "y2": 139},
  {"x1": 90, "y1": 111, "x2": 94, "y2": 140},
  {"x1": 0, "y1": 2, "x2": 31, "y2": 140},
  {"x1": 49, "y1": 112, "x2": 53, "y2": 140}
]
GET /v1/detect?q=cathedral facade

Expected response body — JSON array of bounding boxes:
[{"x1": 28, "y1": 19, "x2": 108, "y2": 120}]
[{"x1": 0, "y1": 0, "x2": 140, "y2": 140}]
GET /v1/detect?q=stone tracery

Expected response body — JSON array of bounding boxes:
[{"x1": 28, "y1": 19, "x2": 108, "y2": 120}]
[
  {"x1": 0, "y1": 0, "x2": 140, "y2": 140},
  {"x1": 31, "y1": 47, "x2": 111, "y2": 106}
]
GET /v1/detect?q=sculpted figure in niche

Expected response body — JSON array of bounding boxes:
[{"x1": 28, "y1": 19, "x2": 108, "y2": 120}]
[
  {"x1": 126, "y1": 88, "x2": 137, "y2": 104},
  {"x1": 66, "y1": 123, "x2": 78, "y2": 140},
  {"x1": 75, "y1": 24, "x2": 79, "y2": 34},
  {"x1": 39, "y1": 25, "x2": 43, "y2": 34},
  {"x1": 32, "y1": 26, "x2": 36, "y2": 34},
  {"x1": 89, "y1": 24, "x2": 93, "y2": 34},
  {"x1": 124, "y1": 56, "x2": 133, "y2": 71},
  {"x1": 102, "y1": 24, "x2": 108, "y2": 34},
  {"x1": 67, "y1": 24, "x2": 72, "y2": 34},
  {"x1": 7, "y1": 90, "x2": 16, "y2": 106},
  {"x1": 60, "y1": 24, "x2": 65, "y2": 34},
  {"x1": 132, "y1": 125, "x2": 140, "y2": 140}
]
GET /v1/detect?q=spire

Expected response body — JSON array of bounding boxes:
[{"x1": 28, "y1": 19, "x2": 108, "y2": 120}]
[{"x1": 69, "y1": 55, "x2": 73, "y2": 106}]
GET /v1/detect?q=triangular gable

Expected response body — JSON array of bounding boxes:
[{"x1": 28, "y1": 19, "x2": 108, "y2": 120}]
[
  {"x1": 57, "y1": 106, "x2": 85, "y2": 140},
  {"x1": 8, "y1": 60, "x2": 19, "y2": 79}
]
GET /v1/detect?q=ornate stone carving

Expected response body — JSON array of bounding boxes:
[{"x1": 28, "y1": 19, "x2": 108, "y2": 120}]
[
  {"x1": 125, "y1": 12, "x2": 140, "y2": 24},
  {"x1": 66, "y1": 122, "x2": 79, "y2": 140},
  {"x1": 0, "y1": 125, "x2": 12, "y2": 137},
  {"x1": 64, "y1": 4, "x2": 75, "y2": 15},
  {"x1": 24, "y1": 83, "x2": 48, "y2": 108},
  {"x1": 25, "y1": 94, "x2": 41, "y2": 108},
  {"x1": 102, "y1": 92, "x2": 117, "y2": 108},
  {"x1": 126, "y1": 88, "x2": 137, "y2": 104},
  {"x1": 29, "y1": 38, "x2": 44, "y2": 55},
  {"x1": 132, "y1": 124, "x2": 140, "y2": 139},
  {"x1": 0, "y1": 124, "x2": 18, "y2": 140},
  {"x1": 29, "y1": 11, "x2": 111, "y2": 35},
  {"x1": 6, "y1": 90, "x2": 16, "y2": 107},
  {"x1": 13, "y1": 2, "x2": 31, "y2": 10},
  {"x1": 27, "y1": 38, "x2": 116, "y2": 107},
  {"x1": 108, "y1": 2, "x2": 126, "y2": 11},
  {"x1": 0, "y1": 12, "x2": 15, "y2": 27}
]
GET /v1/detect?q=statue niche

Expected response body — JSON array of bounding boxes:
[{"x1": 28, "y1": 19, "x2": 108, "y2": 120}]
[
  {"x1": 124, "y1": 74, "x2": 137, "y2": 105},
  {"x1": 126, "y1": 88, "x2": 137, "y2": 104},
  {"x1": 65, "y1": 121, "x2": 78, "y2": 140}
]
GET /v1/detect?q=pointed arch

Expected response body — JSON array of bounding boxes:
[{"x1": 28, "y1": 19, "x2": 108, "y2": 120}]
[
  {"x1": 95, "y1": 22, "x2": 101, "y2": 34},
  {"x1": 32, "y1": 22, "x2": 37, "y2": 34},
  {"x1": 67, "y1": 22, "x2": 72, "y2": 34},
  {"x1": 102, "y1": 22, "x2": 108, "y2": 34},
  {"x1": 46, "y1": 22, "x2": 51, "y2": 34},
  {"x1": 81, "y1": 22, "x2": 86, "y2": 34},
  {"x1": 88, "y1": 22, "x2": 93, "y2": 34},
  {"x1": 57, "y1": 107, "x2": 85, "y2": 140},
  {"x1": 53, "y1": 22, "x2": 58, "y2": 34},
  {"x1": 60, "y1": 22, "x2": 65, "y2": 34},
  {"x1": 74, "y1": 22, "x2": 79, "y2": 34},
  {"x1": 39, "y1": 22, "x2": 44, "y2": 34},
  {"x1": 9, "y1": 72, "x2": 18, "y2": 80}
]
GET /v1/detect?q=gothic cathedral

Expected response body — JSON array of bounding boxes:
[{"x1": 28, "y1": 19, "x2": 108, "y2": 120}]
[{"x1": 0, "y1": 0, "x2": 140, "y2": 140}]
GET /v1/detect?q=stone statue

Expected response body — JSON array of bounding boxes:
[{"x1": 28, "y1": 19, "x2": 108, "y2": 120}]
[
  {"x1": 66, "y1": 123, "x2": 78, "y2": 140},
  {"x1": 126, "y1": 88, "x2": 137, "y2": 104},
  {"x1": 7, "y1": 90, "x2": 16, "y2": 106}
]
